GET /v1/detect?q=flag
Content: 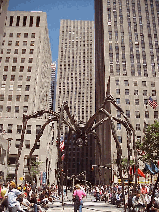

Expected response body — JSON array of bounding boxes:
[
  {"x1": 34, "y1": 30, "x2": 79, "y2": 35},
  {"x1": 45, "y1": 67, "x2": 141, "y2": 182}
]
[
  {"x1": 151, "y1": 162, "x2": 159, "y2": 174},
  {"x1": 138, "y1": 168, "x2": 145, "y2": 178},
  {"x1": 148, "y1": 96, "x2": 158, "y2": 109},
  {"x1": 145, "y1": 163, "x2": 155, "y2": 175},
  {"x1": 61, "y1": 154, "x2": 65, "y2": 161},
  {"x1": 60, "y1": 137, "x2": 64, "y2": 151}
]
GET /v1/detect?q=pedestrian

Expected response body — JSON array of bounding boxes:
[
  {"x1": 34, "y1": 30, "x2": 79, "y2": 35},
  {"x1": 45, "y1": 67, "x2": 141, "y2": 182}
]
[
  {"x1": 4, "y1": 181, "x2": 25, "y2": 212},
  {"x1": 73, "y1": 184, "x2": 86, "y2": 212}
]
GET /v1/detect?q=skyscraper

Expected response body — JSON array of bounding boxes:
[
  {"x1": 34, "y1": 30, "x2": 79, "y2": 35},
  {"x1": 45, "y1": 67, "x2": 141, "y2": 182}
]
[
  {"x1": 95, "y1": 0, "x2": 159, "y2": 183},
  {"x1": 56, "y1": 19, "x2": 95, "y2": 183},
  {"x1": 0, "y1": 11, "x2": 55, "y2": 185}
]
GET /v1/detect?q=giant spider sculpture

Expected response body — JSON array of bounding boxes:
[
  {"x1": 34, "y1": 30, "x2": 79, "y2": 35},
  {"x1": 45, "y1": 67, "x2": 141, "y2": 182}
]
[{"x1": 15, "y1": 94, "x2": 137, "y2": 210}]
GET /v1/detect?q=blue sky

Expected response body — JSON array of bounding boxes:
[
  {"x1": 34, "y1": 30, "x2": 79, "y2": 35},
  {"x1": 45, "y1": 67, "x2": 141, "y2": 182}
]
[{"x1": 8, "y1": 0, "x2": 94, "y2": 63}]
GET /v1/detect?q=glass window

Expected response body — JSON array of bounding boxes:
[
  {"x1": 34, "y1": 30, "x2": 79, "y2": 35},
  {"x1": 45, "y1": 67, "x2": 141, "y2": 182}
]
[
  {"x1": 143, "y1": 90, "x2": 147, "y2": 96},
  {"x1": 20, "y1": 66, "x2": 24, "y2": 72},
  {"x1": 154, "y1": 111, "x2": 158, "y2": 119},
  {"x1": 7, "y1": 49, "x2": 11, "y2": 54},
  {"x1": 126, "y1": 110, "x2": 130, "y2": 118},
  {"x1": 13, "y1": 57, "x2": 17, "y2": 63},
  {"x1": 152, "y1": 90, "x2": 156, "y2": 96},
  {"x1": 17, "y1": 125, "x2": 22, "y2": 134},
  {"x1": 136, "y1": 124, "x2": 141, "y2": 131},
  {"x1": 125, "y1": 99, "x2": 130, "y2": 104},
  {"x1": 21, "y1": 58, "x2": 25, "y2": 63},
  {"x1": 10, "y1": 75, "x2": 15, "y2": 81},
  {"x1": 0, "y1": 95, "x2": 4, "y2": 101},
  {"x1": 24, "y1": 95, "x2": 29, "y2": 102},
  {"x1": 17, "y1": 33, "x2": 21, "y2": 38},
  {"x1": 25, "y1": 140, "x2": 30, "y2": 149},
  {"x1": 24, "y1": 33, "x2": 28, "y2": 38},
  {"x1": 124, "y1": 80, "x2": 129, "y2": 86},
  {"x1": 116, "y1": 89, "x2": 120, "y2": 95},
  {"x1": 26, "y1": 125, "x2": 31, "y2": 134},
  {"x1": 3, "y1": 75, "x2": 7, "y2": 81},
  {"x1": 5, "y1": 57, "x2": 10, "y2": 62},
  {"x1": 135, "y1": 111, "x2": 140, "y2": 118},
  {"x1": 6, "y1": 106, "x2": 11, "y2": 112},
  {"x1": 134, "y1": 81, "x2": 137, "y2": 86},
  {"x1": 145, "y1": 111, "x2": 149, "y2": 118},
  {"x1": 7, "y1": 124, "x2": 13, "y2": 133},
  {"x1": 135, "y1": 99, "x2": 139, "y2": 105},
  {"x1": 117, "y1": 136, "x2": 122, "y2": 143},
  {"x1": 28, "y1": 58, "x2": 33, "y2": 63},
  {"x1": 15, "y1": 139, "x2": 20, "y2": 148},
  {"x1": 30, "y1": 41, "x2": 35, "y2": 46},
  {"x1": 8, "y1": 41, "x2": 12, "y2": 46},
  {"x1": 17, "y1": 85, "x2": 22, "y2": 91},
  {"x1": 23, "y1": 106, "x2": 28, "y2": 113},
  {"x1": 8, "y1": 95, "x2": 12, "y2": 101},
  {"x1": 4, "y1": 66, "x2": 8, "y2": 71},
  {"x1": 22, "y1": 49, "x2": 26, "y2": 54},
  {"x1": 15, "y1": 106, "x2": 19, "y2": 113},
  {"x1": 125, "y1": 89, "x2": 129, "y2": 95},
  {"x1": 31, "y1": 33, "x2": 35, "y2": 38},
  {"x1": 25, "y1": 85, "x2": 30, "y2": 91},
  {"x1": 26, "y1": 76, "x2": 31, "y2": 81},
  {"x1": 14, "y1": 49, "x2": 18, "y2": 54},
  {"x1": 23, "y1": 41, "x2": 27, "y2": 46},
  {"x1": 117, "y1": 110, "x2": 121, "y2": 118},
  {"x1": 16, "y1": 95, "x2": 21, "y2": 101},
  {"x1": 151, "y1": 82, "x2": 155, "y2": 87},
  {"x1": 134, "y1": 90, "x2": 138, "y2": 95},
  {"x1": 15, "y1": 41, "x2": 19, "y2": 46},
  {"x1": 27, "y1": 66, "x2": 32, "y2": 72},
  {"x1": 0, "y1": 105, "x2": 3, "y2": 112},
  {"x1": 29, "y1": 49, "x2": 34, "y2": 54},
  {"x1": 18, "y1": 75, "x2": 23, "y2": 81},
  {"x1": 116, "y1": 98, "x2": 120, "y2": 104},
  {"x1": 117, "y1": 123, "x2": 121, "y2": 130},
  {"x1": 115, "y1": 79, "x2": 119, "y2": 85},
  {"x1": 142, "y1": 81, "x2": 146, "y2": 86},
  {"x1": 12, "y1": 66, "x2": 16, "y2": 72}
]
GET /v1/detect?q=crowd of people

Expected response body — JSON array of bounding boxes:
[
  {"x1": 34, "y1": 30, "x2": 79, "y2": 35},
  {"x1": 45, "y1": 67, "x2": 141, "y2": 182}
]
[{"x1": 1, "y1": 181, "x2": 159, "y2": 212}]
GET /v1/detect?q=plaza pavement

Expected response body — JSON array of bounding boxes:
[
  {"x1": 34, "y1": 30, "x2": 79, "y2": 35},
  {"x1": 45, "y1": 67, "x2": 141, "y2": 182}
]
[{"x1": 46, "y1": 191, "x2": 123, "y2": 212}]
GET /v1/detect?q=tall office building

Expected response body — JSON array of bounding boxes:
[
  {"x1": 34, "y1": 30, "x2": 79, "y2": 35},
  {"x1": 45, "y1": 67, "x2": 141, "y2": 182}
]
[
  {"x1": 56, "y1": 19, "x2": 95, "y2": 183},
  {"x1": 0, "y1": 11, "x2": 55, "y2": 185},
  {"x1": 0, "y1": 0, "x2": 9, "y2": 47},
  {"x1": 95, "y1": 0, "x2": 159, "y2": 184},
  {"x1": 50, "y1": 62, "x2": 56, "y2": 111}
]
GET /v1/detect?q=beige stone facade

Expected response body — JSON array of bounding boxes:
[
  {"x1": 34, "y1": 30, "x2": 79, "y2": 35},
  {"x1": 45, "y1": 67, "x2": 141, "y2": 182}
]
[{"x1": 0, "y1": 11, "x2": 56, "y2": 185}]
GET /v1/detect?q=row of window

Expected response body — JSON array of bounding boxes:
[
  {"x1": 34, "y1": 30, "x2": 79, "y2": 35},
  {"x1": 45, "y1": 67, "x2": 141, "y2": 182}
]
[
  {"x1": 1, "y1": 57, "x2": 33, "y2": 63},
  {"x1": 117, "y1": 109, "x2": 158, "y2": 119},
  {"x1": 116, "y1": 89, "x2": 156, "y2": 96},
  {"x1": 3, "y1": 32, "x2": 35, "y2": 38},
  {"x1": 1, "y1": 48, "x2": 34, "y2": 54},
  {"x1": 2, "y1": 40, "x2": 35, "y2": 46},
  {"x1": 8, "y1": 16, "x2": 40, "y2": 27},
  {"x1": 0, "y1": 95, "x2": 29, "y2": 102},
  {"x1": 2, "y1": 66, "x2": 32, "y2": 72},
  {"x1": 116, "y1": 98, "x2": 157, "y2": 105},
  {"x1": 115, "y1": 80, "x2": 155, "y2": 87},
  {"x1": 0, "y1": 124, "x2": 41, "y2": 134},
  {"x1": 1, "y1": 83, "x2": 30, "y2": 90},
  {"x1": 3, "y1": 75, "x2": 31, "y2": 81}
]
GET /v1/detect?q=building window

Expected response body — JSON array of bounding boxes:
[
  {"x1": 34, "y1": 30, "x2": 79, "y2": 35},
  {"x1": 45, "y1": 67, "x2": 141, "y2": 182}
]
[
  {"x1": 14, "y1": 49, "x2": 18, "y2": 54},
  {"x1": 124, "y1": 80, "x2": 129, "y2": 86},
  {"x1": 117, "y1": 136, "x2": 122, "y2": 143},
  {"x1": 26, "y1": 125, "x2": 31, "y2": 134},
  {"x1": 0, "y1": 106, "x2": 3, "y2": 112},
  {"x1": 5, "y1": 57, "x2": 10, "y2": 62},
  {"x1": 25, "y1": 85, "x2": 30, "y2": 91},
  {"x1": 0, "y1": 124, "x2": 3, "y2": 133},
  {"x1": 7, "y1": 124, "x2": 13, "y2": 133},
  {"x1": 135, "y1": 111, "x2": 140, "y2": 118},
  {"x1": 137, "y1": 136, "x2": 141, "y2": 142},
  {"x1": 116, "y1": 89, "x2": 120, "y2": 95},
  {"x1": 15, "y1": 106, "x2": 19, "y2": 113},
  {"x1": 28, "y1": 58, "x2": 33, "y2": 63},
  {"x1": 16, "y1": 95, "x2": 21, "y2": 101},
  {"x1": 4, "y1": 66, "x2": 8, "y2": 71},
  {"x1": 13, "y1": 57, "x2": 17, "y2": 63},
  {"x1": 23, "y1": 41, "x2": 27, "y2": 46},
  {"x1": 18, "y1": 75, "x2": 23, "y2": 81},
  {"x1": 24, "y1": 95, "x2": 29, "y2": 102},
  {"x1": 0, "y1": 94, "x2": 4, "y2": 101},
  {"x1": 9, "y1": 33, "x2": 13, "y2": 37},
  {"x1": 152, "y1": 90, "x2": 156, "y2": 96},
  {"x1": 116, "y1": 98, "x2": 120, "y2": 104},
  {"x1": 29, "y1": 49, "x2": 34, "y2": 54},
  {"x1": 31, "y1": 33, "x2": 35, "y2": 38},
  {"x1": 126, "y1": 110, "x2": 130, "y2": 118},
  {"x1": 154, "y1": 111, "x2": 158, "y2": 119},
  {"x1": 17, "y1": 85, "x2": 22, "y2": 91},
  {"x1": 23, "y1": 16, "x2": 27, "y2": 26},
  {"x1": 36, "y1": 125, "x2": 41, "y2": 135},
  {"x1": 30, "y1": 41, "x2": 35, "y2": 46},
  {"x1": 23, "y1": 106, "x2": 28, "y2": 113},
  {"x1": 135, "y1": 99, "x2": 139, "y2": 105},
  {"x1": 10, "y1": 75, "x2": 15, "y2": 81},
  {"x1": 20, "y1": 66, "x2": 24, "y2": 72},
  {"x1": 125, "y1": 99, "x2": 130, "y2": 104},
  {"x1": 142, "y1": 81, "x2": 146, "y2": 86},
  {"x1": 136, "y1": 124, "x2": 141, "y2": 131},
  {"x1": 25, "y1": 140, "x2": 30, "y2": 149},
  {"x1": 26, "y1": 76, "x2": 31, "y2": 81},
  {"x1": 22, "y1": 49, "x2": 26, "y2": 54},
  {"x1": 8, "y1": 41, "x2": 12, "y2": 46},
  {"x1": 16, "y1": 16, "x2": 20, "y2": 26},
  {"x1": 134, "y1": 90, "x2": 138, "y2": 95},
  {"x1": 17, "y1": 33, "x2": 21, "y2": 38},
  {"x1": 7, "y1": 49, "x2": 11, "y2": 54},
  {"x1": 151, "y1": 82, "x2": 155, "y2": 87},
  {"x1": 145, "y1": 111, "x2": 149, "y2": 118},
  {"x1": 117, "y1": 123, "x2": 121, "y2": 130},
  {"x1": 12, "y1": 66, "x2": 16, "y2": 72},
  {"x1": 17, "y1": 125, "x2": 22, "y2": 134},
  {"x1": 143, "y1": 90, "x2": 147, "y2": 96},
  {"x1": 15, "y1": 41, "x2": 20, "y2": 46},
  {"x1": 6, "y1": 105, "x2": 11, "y2": 112},
  {"x1": 115, "y1": 79, "x2": 119, "y2": 85},
  {"x1": 24, "y1": 33, "x2": 28, "y2": 38},
  {"x1": 15, "y1": 139, "x2": 20, "y2": 148},
  {"x1": 117, "y1": 110, "x2": 121, "y2": 118},
  {"x1": 36, "y1": 16, "x2": 40, "y2": 27},
  {"x1": 27, "y1": 66, "x2": 32, "y2": 72},
  {"x1": 125, "y1": 89, "x2": 129, "y2": 95},
  {"x1": 3, "y1": 75, "x2": 7, "y2": 81},
  {"x1": 29, "y1": 16, "x2": 33, "y2": 27}
]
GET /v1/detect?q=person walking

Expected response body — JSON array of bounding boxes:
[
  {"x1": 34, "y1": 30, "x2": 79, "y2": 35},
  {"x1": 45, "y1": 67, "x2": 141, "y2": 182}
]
[{"x1": 73, "y1": 184, "x2": 86, "y2": 212}]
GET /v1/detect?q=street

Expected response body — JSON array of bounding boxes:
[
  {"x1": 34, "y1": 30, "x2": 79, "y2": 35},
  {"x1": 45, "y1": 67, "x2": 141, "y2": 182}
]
[{"x1": 46, "y1": 191, "x2": 124, "y2": 212}]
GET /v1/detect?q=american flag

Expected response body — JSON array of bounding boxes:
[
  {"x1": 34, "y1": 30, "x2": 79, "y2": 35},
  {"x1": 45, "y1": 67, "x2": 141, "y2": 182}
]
[
  {"x1": 148, "y1": 96, "x2": 158, "y2": 109},
  {"x1": 60, "y1": 137, "x2": 64, "y2": 151}
]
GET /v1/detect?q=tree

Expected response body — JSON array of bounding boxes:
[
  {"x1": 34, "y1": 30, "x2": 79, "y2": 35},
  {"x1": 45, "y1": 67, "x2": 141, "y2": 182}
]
[{"x1": 136, "y1": 120, "x2": 159, "y2": 163}]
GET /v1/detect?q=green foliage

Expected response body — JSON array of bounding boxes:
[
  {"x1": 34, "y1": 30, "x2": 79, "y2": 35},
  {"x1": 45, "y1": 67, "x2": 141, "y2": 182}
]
[
  {"x1": 136, "y1": 120, "x2": 159, "y2": 163},
  {"x1": 30, "y1": 160, "x2": 44, "y2": 175}
]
